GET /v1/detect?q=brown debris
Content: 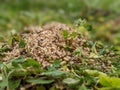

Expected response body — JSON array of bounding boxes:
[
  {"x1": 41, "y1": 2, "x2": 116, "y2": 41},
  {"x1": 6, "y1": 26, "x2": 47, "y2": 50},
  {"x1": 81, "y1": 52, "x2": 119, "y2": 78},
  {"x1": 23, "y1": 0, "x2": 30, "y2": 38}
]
[{"x1": 2, "y1": 22, "x2": 112, "y2": 70}]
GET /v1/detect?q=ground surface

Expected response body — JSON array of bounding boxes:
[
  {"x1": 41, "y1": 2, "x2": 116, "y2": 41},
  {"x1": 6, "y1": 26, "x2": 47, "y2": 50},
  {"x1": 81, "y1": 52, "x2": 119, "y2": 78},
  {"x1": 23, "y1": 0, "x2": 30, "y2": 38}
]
[
  {"x1": 0, "y1": 22, "x2": 119, "y2": 90},
  {"x1": 0, "y1": 0, "x2": 120, "y2": 90}
]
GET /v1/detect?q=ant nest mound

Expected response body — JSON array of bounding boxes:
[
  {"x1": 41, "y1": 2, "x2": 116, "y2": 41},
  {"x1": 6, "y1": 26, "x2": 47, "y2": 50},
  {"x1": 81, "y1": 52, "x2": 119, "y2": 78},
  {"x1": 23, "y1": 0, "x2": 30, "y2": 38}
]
[{"x1": 3, "y1": 22, "x2": 112, "y2": 71}]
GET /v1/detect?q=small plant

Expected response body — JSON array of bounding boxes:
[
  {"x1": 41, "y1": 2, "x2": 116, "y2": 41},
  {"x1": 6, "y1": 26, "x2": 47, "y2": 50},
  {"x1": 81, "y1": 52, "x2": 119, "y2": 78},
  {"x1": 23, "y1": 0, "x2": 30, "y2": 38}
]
[
  {"x1": 62, "y1": 30, "x2": 78, "y2": 39},
  {"x1": 0, "y1": 57, "x2": 84, "y2": 90},
  {"x1": 0, "y1": 22, "x2": 119, "y2": 90},
  {"x1": 8, "y1": 34, "x2": 26, "y2": 48}
]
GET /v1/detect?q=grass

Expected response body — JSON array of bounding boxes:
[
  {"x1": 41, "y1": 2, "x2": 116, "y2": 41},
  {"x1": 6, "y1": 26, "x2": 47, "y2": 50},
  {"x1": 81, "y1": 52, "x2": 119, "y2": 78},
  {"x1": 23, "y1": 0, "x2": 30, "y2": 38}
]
[
  {"x1": 0, "y1": 0, "x2": 120, "y2": 90},
  {"x1": 0, "y1": 0, "x2": 120, "y2": 45}
]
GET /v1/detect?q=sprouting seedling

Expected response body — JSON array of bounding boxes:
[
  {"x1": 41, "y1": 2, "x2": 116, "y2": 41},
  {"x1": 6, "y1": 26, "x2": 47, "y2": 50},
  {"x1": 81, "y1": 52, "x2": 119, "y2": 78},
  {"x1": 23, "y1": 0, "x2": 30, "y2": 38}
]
[
  {"x1": 74, "y1": 48, "x2": 82, "y2": 56},
  {"x1": 75, "y1": 19, "x2": 93, "y2": 31},
  {"x1": 8, "y1": 34, "x2": 20, "y2": 45},
  {"x1": 75, "y1": 19, "x2": 87, "y2": 27},
  {"x1": 8, "y1": 33, "x2": 26, "y2": 48},
  {"x1": 70, "y1": 32, "x2": 78, "y2": 38},
  {"x1": 19, "y1": 39, "x2": 26, "y2": 48},
  {"x1": 63, "y1": 45, "x2": 72, "y2": 51},
  {"x1": 62, "y1": 30, "x2": 78, "y2": 49},
  {"x1": 62, "y1": 30, "x2": 69, "y2": 39},
  {"x1": 62, "y1": 30, "x2": 78, "y2": 39},
  {"x1": 62, "y1": 30, "x2": 78, "y2": 51}
]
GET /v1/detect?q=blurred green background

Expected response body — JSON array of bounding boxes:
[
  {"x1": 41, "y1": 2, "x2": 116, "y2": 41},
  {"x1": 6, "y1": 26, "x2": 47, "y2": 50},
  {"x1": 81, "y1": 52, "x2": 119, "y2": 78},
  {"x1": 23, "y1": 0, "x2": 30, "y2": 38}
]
[{"x1": 0, "y1": 0, "x2": 120, "y2": 50}]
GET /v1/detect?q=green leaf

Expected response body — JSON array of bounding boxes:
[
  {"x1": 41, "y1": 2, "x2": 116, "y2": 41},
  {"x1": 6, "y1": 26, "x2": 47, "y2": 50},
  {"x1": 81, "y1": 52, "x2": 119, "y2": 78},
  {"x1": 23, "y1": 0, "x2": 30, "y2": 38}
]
[
  {"x1": 8, "y1": 37, "x2": 13, "y2": 45},
  {"x1": 19, "y1": 39, "x2": 26, "y2": 48},
  {"x1": 0, "y1": 45, "x2": 9, "y2": 52},
  {"x1": 110, "y1": 77, "x2": 120, "y2": 88},
  {"x1": 42, "y1": 70, "x2": 67, "y2": 77},
  {"x1": 0, "y1": 74, "x2": 2, "y2": 81},
  {"x1": 26, "y1": 78, "x2": 54, "y2": 84},
  {"x1": 62, "y1": 30, "x2": 69, "y2": 39},
  {"x1": 9, "y1": 69, "x2": 29, "y2": 77},
  {"x1": 91, "y1": 42, "x2": 98, "y2": 54},
  {"x1": 12, "y1": 56, "x2": 25, "y2": 63},
  {"x1": 74, "y1": 48, "x2": 81, "y2": 55},
  {"x1": 63, "y1": 45, "x2": 72, "y2": 51},
  {"x1": 63, "y1": 78, "x2": 80, "y2": 88},
  {"x1": 0, "y1": 61, "x2": 3, "y2": 68},
  {"x1": 98, "y1": 87, "x2": 115, "y2": 90},
  {"x1": 22, "y1": 58, "x2": 41, "y2": 68},
  {"x1": 12, "y1": 62, "x2": 20, "y2": 68},
  {"x1": 75, "y1": 19, "x2": 86, "y2": 26},
  {"x1": 12, "y1": 56, "x2": 25, "y2": 67},
  {"x1": 99, "y1": 49, "x2": 106, "y2": 55},
  {"x1": 47, "y1": 60, "x2": 61, "y2": 71},
  {"x1": 47, "y1": 66, "x2": 56, "y2": 71},
  {"x1": 85, "y1": 24, "x2": 93, "y2": 31},
  {"x1": 0, "y1": 81, "x2": 6, "y2": 89},
  {"x1": 8, "y1": 35, "x2": 20, "y2": 45},
  {"x1": 87, "y1": 41, "x2": 94, "y2": 47},
  {"x1": 85, "y1": 70, "x2": 106, "y2": 77},
  {"x1": 70, "y1": 32, "x2": 78, "y2": 38},
  {"x1": 8, "y1": 79, "x2": 21, "y2": 90},
  {"x1": 13, "y1": 35, "x2": 20, "y2": 41},
  {"x1": 99, "y1": 75, "x2": 120, "y2": 88},
  {"x1": 52, "y1": 59, "x2": 61, "y2": 68},
  {"x1": 0, "y1": 73, "x2": 8, "y2": 88},
  {"x1": 85, "y1": 75, "x2": 95, "y2": 86},
  {"x1": 99, "y1": 75, "x2": 112, "y2": 87}
]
